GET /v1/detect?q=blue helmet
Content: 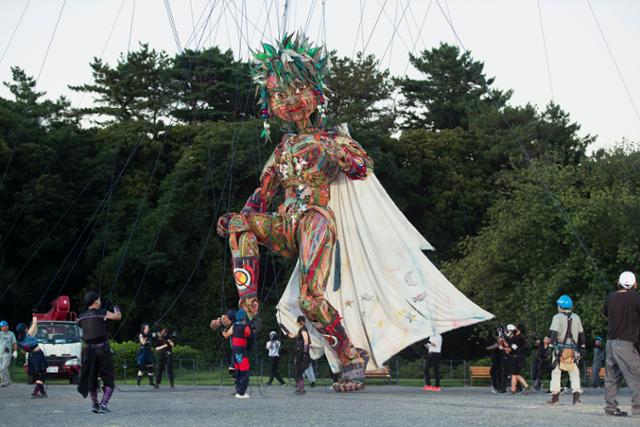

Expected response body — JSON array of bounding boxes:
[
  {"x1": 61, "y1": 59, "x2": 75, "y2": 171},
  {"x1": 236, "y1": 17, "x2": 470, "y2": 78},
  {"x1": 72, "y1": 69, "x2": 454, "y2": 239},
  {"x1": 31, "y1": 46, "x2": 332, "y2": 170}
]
[
  {"x1": 556, "y1": 295, "x2": 573, "y2": 309},
  {"x1": 0, "y1": 320, "x2": 7, "y2": 328},
  {"x1": 595, "y1": 336, "x2": 604, "y2": 342},
  {"x1": 16, "y1": 323, "x2": 27, "y2": 335},
  {"x1": 235, "y1": 309, "x2": 246, "y2": 322}
]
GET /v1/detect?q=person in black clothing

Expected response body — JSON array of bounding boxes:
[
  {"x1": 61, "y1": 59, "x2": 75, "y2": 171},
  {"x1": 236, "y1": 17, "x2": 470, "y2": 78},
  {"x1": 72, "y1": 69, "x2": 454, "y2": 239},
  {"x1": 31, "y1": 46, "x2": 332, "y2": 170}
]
[
  {"x1": 155, "y1": 328, "x2": 175, "y2": 389},
  {"x1": 76, "y1": 292, "x2": 121, "y2": 413},
  {"x1": 487, "y1": 331, "x2": 507, "y2": 393},
  {"x1": 282, "y1": 316, "x2": 311, "y2": 395},
  {"x1": 603, "y1": 271, "x2": 640, "y2": 417},
  {"x1": 506, "y1": 324, "x2": 530, "y2": 394},
  {"x1": 532, "y1": 336, "x2": 551, "y2": 392},
  {"x1": 136, "y1": 324, "x2": 156, "y2": 387}
]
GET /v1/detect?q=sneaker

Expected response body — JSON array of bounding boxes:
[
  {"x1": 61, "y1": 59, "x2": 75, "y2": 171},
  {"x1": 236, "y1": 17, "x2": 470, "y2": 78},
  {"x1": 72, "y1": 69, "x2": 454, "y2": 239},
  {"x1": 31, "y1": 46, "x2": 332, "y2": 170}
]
[
  {"x1": 235, "y1": 393, "x2": 250, "y2": 399},
  {"x1": 546, "y1": 393, "x2": 559, "y2": 405},
  {"x1": 100, "y1": 404, "x2": 111, "y2": 413},
  {"x1": 0, "y1": 384, "x2": 7, "y2": 388},
  {"x1": 431, "y1": 386, "x2": 441, "y2": 392},
  {"x1": 91, "y1": 403, "x2": 100, "y2": 413},
  {"x1": 572, "y1": 392, "x2": 581, "y2": 405},
  {"x1": 605, "y1": 408, "x2": 628, "y2": 417},
  {"x1": 422, "y1": 385, "x2": 433, "y2": 391}
]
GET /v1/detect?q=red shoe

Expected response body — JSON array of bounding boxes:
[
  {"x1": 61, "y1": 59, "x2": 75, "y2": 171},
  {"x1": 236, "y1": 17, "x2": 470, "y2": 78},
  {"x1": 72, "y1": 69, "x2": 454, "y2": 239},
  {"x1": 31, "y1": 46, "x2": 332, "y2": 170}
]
[
  {"x1": 422, "y1": 385, "x2": 433, "y2": 391},
  {"x1": 431, "y1": 386, "x2": 441, "y2": 392}
]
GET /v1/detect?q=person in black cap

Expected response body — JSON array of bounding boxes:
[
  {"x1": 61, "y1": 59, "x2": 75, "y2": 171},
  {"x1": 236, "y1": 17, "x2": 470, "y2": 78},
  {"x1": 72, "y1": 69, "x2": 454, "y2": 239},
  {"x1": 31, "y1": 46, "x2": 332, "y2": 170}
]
[{"x1": 76, "y1": 291, "x2": 121, "y2": 413}]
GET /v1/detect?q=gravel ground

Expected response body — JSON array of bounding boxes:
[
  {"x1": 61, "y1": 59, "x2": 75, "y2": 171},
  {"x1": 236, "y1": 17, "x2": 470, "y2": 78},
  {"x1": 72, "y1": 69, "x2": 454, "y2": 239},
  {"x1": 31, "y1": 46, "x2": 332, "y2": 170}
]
[{"x1": 0, "y1": 383, "x2": 636, "y2": 427}]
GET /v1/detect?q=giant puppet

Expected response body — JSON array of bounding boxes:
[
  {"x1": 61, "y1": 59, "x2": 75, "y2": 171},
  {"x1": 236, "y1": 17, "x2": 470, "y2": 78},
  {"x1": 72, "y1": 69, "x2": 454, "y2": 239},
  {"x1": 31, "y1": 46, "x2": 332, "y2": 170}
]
[{"x1": 211, "y1": 33, "x2": 493, "y2": 392}]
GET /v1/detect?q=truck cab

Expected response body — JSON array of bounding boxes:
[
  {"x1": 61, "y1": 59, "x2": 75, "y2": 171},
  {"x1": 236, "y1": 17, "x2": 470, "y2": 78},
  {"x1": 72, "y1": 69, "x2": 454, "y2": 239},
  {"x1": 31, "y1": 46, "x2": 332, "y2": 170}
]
[
  {"x1": 34, "y1": 321, "x2": 82, "y2": 384},
  {"x1": 25, "y1": 296, "x2": 82, "y2": 384}
]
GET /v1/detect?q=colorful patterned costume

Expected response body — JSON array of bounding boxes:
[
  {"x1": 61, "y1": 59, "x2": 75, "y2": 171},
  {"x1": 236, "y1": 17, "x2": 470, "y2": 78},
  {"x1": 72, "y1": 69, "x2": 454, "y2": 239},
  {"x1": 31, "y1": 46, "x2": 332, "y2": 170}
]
[{"x1": 223, "y1": 128, "x2": 372, "y2": 368}]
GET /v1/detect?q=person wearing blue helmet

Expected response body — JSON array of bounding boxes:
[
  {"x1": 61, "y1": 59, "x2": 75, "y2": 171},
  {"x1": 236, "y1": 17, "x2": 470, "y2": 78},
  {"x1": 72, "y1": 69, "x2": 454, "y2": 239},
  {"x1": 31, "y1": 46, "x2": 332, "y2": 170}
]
[
  {"x1": 592, "y1": 336, "x2": 605, "y2": 388},
  {"x1": 547, "y1": 294, "x2": 585, "y2": 405},
  {"x1": 0, "y1": 320, "x2": 18, "y2": 387}
]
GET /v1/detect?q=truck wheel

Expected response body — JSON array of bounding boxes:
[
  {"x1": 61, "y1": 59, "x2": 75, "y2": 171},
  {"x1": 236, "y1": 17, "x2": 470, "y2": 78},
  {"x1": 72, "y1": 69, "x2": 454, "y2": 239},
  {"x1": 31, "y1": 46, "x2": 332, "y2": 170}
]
[{"x1": 70, "y1": 372, "x2": 80, "y2": 385}]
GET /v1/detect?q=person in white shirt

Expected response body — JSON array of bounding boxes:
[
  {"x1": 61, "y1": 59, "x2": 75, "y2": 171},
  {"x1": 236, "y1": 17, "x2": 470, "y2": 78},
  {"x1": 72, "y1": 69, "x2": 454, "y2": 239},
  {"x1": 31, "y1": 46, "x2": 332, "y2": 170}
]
[
  {"x1": 266, "y1": 331, "x2": 286, "y2": 385},
  {"x1": 423, "y1": 333, "x2": 442, "y2": 392}
]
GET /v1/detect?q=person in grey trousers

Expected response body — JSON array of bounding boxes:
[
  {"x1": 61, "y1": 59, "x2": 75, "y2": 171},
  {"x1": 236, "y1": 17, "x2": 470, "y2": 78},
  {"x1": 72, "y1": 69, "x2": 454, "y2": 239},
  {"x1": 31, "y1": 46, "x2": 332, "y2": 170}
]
[
  {"x1": 591, "y1": 336, "x2": 605, "y2": 388},
  {"x1": 602, "y1": 271, "x2": 640, "y2": 417}
]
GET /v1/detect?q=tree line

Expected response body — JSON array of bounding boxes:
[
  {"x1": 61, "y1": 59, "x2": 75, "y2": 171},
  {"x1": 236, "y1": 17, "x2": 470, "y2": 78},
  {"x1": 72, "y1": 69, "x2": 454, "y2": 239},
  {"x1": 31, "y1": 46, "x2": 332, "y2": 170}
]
[{"x1": 1, "y1": 42, "x2": 635, "y2": 361}]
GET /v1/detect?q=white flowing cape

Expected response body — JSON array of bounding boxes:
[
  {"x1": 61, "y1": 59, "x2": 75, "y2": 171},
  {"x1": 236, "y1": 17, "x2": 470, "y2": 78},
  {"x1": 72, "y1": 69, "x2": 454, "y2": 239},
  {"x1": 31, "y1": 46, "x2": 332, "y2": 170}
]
[{"x1": 276, "y1": 173, "x2": 494, "y2": 373}]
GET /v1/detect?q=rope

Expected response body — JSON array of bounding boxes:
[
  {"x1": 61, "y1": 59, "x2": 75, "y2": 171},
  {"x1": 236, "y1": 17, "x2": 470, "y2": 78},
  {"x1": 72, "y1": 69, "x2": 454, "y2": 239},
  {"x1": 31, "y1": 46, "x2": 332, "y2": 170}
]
[
  {"x1": 127, "y1": 0, "x2": 136, "y2": 53},
  {"x1": 0, "y1": 0, "x2": 67, "y2": 190},
  {"x1": 585, "y1": 0, "x2": 640, "y2": 122},
  {"x1": 433, "y1": 0, "x2": 611, "y2": 290},
  {"x1": 1, "y1": 144, "x2": 140, "y2": 302},
  {"x1": 536, "y1": 0, "x2": 555, "y2": 102},
  {"x1": 0, "y1": 0, "x2": 32, "y2": 66}
]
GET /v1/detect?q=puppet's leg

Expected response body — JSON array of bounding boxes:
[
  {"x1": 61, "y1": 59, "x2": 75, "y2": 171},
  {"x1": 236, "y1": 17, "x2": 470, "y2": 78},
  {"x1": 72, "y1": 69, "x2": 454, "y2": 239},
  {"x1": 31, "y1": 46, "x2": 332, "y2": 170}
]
[
  {"x1": 297, "y1": 210, "x2": 366, "y2": 387},
  {"x1": 228, "y1": 213, "x2": 296, "y2": 318}
]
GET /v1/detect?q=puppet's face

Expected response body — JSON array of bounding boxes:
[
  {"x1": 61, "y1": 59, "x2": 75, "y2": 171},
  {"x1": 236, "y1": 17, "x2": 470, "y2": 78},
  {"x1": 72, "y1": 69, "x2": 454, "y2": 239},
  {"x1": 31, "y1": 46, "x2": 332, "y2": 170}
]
[{"x1": 267, "y1": 76, "x2": 317, "y2": 124}]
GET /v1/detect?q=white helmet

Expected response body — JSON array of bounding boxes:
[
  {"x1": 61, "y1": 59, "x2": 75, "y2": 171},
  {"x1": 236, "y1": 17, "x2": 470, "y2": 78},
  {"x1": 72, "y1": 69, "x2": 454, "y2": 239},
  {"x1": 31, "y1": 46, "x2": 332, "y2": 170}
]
[
  {"x1": 506, "y1": 324, "x2": 516, "y2": 332},
  {"x1": 618, "y1": 271, "x2": 636, "y2": 289}
]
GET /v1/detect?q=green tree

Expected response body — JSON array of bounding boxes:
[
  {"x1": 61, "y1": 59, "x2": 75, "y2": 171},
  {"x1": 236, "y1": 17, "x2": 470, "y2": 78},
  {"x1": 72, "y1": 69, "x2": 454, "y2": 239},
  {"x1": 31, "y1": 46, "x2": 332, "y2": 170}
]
[
  {"x1": 397, "y1": 43, "x2": 510, "y2": 130},
  {"x1": 170, "y1": 47, "x2": 255, "y2": 123}
]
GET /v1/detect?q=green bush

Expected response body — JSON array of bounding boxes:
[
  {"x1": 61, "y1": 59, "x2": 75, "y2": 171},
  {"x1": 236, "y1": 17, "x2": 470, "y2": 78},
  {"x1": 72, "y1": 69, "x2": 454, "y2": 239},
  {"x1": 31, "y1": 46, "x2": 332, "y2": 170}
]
[{"x1": 110, "y1": 340, "x2": 202, "y2": 370}]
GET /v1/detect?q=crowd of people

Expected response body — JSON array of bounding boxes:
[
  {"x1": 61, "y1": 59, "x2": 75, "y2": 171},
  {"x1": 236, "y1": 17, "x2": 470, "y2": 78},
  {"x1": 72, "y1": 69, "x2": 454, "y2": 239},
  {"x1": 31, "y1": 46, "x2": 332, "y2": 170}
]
[
  {"x1": 1, "y1": 268, "x2": 638, "y2": 417},
  {"x1": 481, "y1": 271, "x2": 640, "y2": 416}
]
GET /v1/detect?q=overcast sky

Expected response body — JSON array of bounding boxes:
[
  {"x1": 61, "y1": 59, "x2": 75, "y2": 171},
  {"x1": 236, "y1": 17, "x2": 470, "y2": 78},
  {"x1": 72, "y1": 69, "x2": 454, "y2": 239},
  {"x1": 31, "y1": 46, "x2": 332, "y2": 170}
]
[{"x1": 1, "y1": 0, "x2": 639, "y2": 150}]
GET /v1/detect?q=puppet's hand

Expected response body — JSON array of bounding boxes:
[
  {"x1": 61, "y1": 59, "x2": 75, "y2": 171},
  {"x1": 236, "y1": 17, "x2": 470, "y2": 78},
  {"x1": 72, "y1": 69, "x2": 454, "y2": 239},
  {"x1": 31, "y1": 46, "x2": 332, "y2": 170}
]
[{"x1": 216, "y1": 214, "x2": 232, "y2": 237}]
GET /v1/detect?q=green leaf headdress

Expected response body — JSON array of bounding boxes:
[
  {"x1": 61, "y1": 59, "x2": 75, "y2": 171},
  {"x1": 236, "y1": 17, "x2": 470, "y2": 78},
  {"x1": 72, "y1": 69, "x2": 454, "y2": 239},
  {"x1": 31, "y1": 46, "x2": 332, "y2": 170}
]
[{"x1": 252, "y1": 32, "x2": 330, "y2": 141}]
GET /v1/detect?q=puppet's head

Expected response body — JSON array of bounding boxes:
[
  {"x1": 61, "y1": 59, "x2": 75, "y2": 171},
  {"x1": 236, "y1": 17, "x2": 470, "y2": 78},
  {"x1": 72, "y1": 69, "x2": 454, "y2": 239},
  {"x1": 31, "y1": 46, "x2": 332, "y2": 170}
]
[{"x1": 252, "y1": 32, "x2": 330, "y2": 141}]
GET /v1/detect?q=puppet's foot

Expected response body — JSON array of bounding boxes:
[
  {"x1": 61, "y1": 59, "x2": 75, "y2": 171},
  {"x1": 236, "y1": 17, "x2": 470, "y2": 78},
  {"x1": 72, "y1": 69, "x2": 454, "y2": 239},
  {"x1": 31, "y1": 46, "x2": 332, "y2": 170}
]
[
  {"x1": 239, "y1": 297, "x2": 259, "y2": 319},
  {"x1": 339, "y1": 348, "x2": 369, "y2": 384},
  {"x1": 332, "y1": 380, "x2": 365, "y2": 392}
]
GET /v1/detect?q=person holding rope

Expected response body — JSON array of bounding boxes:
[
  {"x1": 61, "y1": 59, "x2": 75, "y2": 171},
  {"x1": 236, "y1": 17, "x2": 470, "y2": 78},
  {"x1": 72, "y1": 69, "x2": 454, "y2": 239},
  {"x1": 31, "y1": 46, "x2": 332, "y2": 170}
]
[
  {"x1": 76, "y1": 291, "x2": 121, "y2": 413},
  {"x1": 281, "y1": 316, "x2": 311, "y2": 395},
  {"x1": 602, "y1": 271, "x2": 640, "y2": 417},
  {"x1": 16, "y1": 314, "x2": 47, "y2": 398},
  {"x1": 136, "y1": 323, "x2": 156, "y2": 387},
  {"x1": 265, "y1": 330, "x2": 286, "y2": 386},
  {"x1": 211, "y1": 309, "x2": 237, "y2": 378},
  {"x1": 155, "y1": 328, "x2": 175, "y2": 389},
  {"x1": 221, "y1": 309, "x2": 254, "y2": 399},
  {"x1": 547, "y1": 295, "x2": 585, "y2": 405}
]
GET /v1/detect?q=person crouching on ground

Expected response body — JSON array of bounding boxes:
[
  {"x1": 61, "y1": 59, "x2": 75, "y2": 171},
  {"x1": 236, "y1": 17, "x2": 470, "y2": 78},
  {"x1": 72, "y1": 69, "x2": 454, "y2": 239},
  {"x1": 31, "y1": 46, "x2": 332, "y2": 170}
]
[
  {"x1": 547, "y1": 295, "x2": 585, "y2": 405},
  {"x1": 266, "y1": 331, "x2": 286, "y2": 386},
  {"x1": 222, "y1": 309, "x2": 254, "y2": 399},
  {"x1": 16, "y1": 314, "x2": 47, "y2": 398},
  {"x1": 0, "y1": 320, "x2": 18, "y2": 387},
  {"x1": 155, "y1": 328, "x2": 175, "y2": 389},
  {"x1": 602, "y1": 271, "x2": 640, "y2": 417},
  {"x1": 136, "y1": 323, "x2": 156, "y2": 387},
  {"x1": 77, "y1": 292, "x2": 121, "y2": 413},
  {"x1": 423, "y1": 333, "x2": 442, "y2": 392}
]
